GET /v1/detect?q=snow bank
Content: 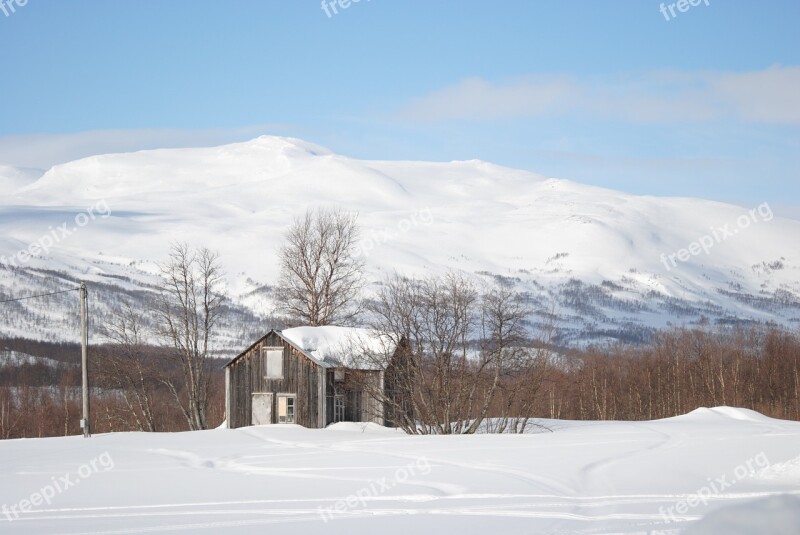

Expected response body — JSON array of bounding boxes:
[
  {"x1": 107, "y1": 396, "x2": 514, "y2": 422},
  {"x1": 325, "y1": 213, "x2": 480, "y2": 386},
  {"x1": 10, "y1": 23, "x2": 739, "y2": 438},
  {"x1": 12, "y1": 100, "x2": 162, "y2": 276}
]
[
  {"x1": 660, "y1": 406, "x2": 777, "y2": 424},
  {"x1": 686, "y1": 494, "x2": 800, "y2": 535},
  {"x1": 323, "y1": 422, "x2": 403, "y2": 434}
]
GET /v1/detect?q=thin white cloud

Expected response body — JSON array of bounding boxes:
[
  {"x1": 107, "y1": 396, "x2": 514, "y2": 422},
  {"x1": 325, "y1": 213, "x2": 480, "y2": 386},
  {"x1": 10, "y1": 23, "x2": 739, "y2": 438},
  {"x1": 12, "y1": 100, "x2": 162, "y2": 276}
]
[
  {"x1": 400, "y1": 66, "x2": 800, "y2": 125},
  {"x1": 709, "y1": 66, "x2": 800, "y2": 124},
  {"x1": 0, "y1": 124, "x2": 301, "y2": 170},
  {"x1": 399, "y1": 76, "x2": 578, "y2": 121}
]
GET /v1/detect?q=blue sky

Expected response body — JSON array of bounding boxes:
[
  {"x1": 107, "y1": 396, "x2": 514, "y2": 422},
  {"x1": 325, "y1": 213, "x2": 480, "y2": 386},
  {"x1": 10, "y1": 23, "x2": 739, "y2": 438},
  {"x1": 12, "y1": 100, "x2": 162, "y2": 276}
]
[{"x1": 1, "y1": 0, "x2": 798, "y2": 212}]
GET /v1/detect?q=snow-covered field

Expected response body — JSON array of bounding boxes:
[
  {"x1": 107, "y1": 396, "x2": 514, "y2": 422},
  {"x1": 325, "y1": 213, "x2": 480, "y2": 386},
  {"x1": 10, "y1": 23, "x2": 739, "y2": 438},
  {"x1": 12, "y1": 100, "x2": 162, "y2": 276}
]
[{"x1": 1, "y1": 407, "x2": 799, "y2": 534}]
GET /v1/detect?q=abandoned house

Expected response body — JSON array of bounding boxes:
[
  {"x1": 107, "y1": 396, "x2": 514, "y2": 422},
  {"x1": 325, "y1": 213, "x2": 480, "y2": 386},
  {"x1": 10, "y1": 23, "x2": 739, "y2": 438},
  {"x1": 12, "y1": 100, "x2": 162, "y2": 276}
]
[{"x1": 224, "y1": 326, "x2": 404, "y2": 429}]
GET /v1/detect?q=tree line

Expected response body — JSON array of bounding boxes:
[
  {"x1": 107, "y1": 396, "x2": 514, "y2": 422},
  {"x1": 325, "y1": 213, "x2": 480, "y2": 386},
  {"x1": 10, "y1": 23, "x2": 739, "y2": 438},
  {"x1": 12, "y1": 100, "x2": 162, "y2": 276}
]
[
  {"x1": 1, "y1": 207, "x2": 798, "y2": 438},
  {"x1": 3, "y1": 323, "x2": 797, "y2": 439},
  {"x1": 546, "y1": 327, "x2": 800, "y2": 422}
]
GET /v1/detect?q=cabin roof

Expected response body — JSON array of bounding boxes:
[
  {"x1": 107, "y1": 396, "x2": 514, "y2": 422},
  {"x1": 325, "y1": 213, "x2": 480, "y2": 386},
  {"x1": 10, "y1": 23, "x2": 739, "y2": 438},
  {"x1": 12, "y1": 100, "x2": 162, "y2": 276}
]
[
  {"x1": 282, "y1": 326, "x2": 397, "y2": 370},
  {"x1": 225, "y1": 326, "x2": 398, "y2": 370}
]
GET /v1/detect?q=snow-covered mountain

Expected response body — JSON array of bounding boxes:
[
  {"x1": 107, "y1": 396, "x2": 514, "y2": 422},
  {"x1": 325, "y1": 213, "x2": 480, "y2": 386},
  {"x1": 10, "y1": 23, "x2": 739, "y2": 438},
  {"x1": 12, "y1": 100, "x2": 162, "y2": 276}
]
[{"x1": 0, "y1": 136, "x2": 798, "y2": 348}]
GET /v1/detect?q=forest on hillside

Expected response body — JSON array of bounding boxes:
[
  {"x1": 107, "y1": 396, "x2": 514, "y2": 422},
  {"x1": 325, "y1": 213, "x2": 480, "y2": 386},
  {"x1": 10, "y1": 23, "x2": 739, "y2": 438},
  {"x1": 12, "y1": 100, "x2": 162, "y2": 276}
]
[{"x1": 1, "y1": 326, "x2": 797, "y2": 439}]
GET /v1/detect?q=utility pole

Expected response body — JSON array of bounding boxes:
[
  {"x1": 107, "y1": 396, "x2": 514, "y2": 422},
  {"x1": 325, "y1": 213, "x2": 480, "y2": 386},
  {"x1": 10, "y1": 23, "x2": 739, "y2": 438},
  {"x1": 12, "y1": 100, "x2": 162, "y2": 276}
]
[{"x1": 80, "y1": 282, "x2": 90, "y2": 438}]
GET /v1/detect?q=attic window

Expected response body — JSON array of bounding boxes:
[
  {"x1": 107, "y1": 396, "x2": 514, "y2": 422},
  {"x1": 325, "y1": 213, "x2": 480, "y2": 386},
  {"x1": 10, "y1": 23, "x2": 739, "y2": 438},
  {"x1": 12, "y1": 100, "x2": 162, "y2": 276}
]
[{"x1": 263, "y1": 347, "x2": 283, "y2": 380}]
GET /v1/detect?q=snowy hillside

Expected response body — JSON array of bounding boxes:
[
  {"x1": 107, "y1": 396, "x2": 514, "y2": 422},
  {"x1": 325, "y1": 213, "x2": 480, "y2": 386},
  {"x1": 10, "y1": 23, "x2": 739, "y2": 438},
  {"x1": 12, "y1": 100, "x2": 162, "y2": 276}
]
[
  {"x1": 0, "y1": 166, "x2": 43, "y2": 193},
  {"x1": 0, "y1": 349, "x2": 72, "y2": 369},
  {"x1": 0, "y1": 407, "x2": 798, "y2": 534},
  {"x1": 0, "y1": 136, "x2": 799, "y2": 348}
]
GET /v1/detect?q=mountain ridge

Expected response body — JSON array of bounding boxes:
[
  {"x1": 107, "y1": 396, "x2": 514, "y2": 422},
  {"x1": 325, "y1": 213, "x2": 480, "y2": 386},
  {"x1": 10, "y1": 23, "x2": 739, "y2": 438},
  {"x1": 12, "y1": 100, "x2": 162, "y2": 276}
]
[{"x1": 0, "y1": 136, "x2": 798, "y2": 348}]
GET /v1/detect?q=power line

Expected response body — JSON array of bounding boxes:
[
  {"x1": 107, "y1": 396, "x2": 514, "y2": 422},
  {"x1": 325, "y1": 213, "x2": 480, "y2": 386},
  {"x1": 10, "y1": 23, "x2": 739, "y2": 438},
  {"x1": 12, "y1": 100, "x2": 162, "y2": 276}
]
[
  {"x1": 0, "y1": 283, "x2": 92, "y2": 438},
  {"x1": 0, "y1": 288, "x2": 80, "y2": 304}
]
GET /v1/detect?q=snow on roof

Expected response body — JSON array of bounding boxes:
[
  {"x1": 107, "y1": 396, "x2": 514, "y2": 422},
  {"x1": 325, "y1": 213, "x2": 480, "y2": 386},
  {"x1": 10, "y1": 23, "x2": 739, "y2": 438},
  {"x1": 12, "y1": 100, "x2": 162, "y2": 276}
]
[{"x1": 280, "y1": 326, "x2": 397, "y2": 370}]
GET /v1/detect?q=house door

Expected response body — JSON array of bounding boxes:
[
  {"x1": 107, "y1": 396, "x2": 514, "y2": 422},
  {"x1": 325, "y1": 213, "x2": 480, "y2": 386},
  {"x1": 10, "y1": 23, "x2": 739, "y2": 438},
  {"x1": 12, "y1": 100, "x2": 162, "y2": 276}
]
[
  {"x1": 251, "y1": 393, "x2": 272, "y2": 425},
  {"x1": 334, "y1": 395, "x2": 345, "y2": 423}
]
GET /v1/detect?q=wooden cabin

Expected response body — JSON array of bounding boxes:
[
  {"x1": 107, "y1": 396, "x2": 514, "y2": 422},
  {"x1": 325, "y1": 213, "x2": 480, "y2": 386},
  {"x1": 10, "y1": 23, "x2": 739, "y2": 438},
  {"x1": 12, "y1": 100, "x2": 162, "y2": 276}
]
[{"x1": 224, "y1": 326, "x2": 401, "y2": 429}]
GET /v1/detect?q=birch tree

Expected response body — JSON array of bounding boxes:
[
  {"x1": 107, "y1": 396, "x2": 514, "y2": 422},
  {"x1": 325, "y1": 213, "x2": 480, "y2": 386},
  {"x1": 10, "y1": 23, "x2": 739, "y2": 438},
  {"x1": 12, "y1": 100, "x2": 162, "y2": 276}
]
[
  {"x1": 99, "y1": 303, "x2": 159, "y2": 432},
  {"x1": 156, "y1": 243, "x2": 225, "y2": 431},
  {"x1": 277, "y1": 207, "x2": 364, "y2": 326}
]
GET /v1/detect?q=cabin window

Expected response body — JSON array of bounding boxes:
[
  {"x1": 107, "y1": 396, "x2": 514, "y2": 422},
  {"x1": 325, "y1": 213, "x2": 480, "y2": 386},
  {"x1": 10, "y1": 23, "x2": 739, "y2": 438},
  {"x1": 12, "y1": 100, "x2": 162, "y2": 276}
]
[
  {"x1": 278, "y1": 394, "x2": 295, "y2": 423},
  {"x1": 263, "y1": 347, "x2": 283, "y2": 380}
]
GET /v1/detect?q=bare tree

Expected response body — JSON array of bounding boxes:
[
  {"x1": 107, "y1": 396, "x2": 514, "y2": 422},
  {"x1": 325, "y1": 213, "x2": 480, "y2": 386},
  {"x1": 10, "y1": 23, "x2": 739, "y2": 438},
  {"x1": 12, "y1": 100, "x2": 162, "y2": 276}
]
[
  {"x1": 277, "y1": 207, "x2": 365, "y2": 326},
  {"x1": 475, "y1": 285, "x2": 550, "y2": 434},
  {"x1": 356, "y1": 272, "x2": 544, "y2": 434},
  {"x1": 0, "y1": 387, "x2": 22, "y2": 439},
  {"x1": 98, "y1": 303, "x2": 159, "y2": 432},
  {"x1": 156, "y1": 243, "x2": 225, "y2": 431}
]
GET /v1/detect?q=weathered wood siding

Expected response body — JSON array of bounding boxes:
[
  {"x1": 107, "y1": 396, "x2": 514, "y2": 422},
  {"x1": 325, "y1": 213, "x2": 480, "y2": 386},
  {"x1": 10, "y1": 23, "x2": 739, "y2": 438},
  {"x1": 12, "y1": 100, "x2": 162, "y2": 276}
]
[
  {"x1": 227, "y1": 331, "x2": 408, "y2": 429},
  {"x1": 324, "y1": 369, "x2": 385, "y2": 426},
  {"x1": 227, "y1": 331, "x2": 323, "y2": 429},
  {"x1": 358, "y1": 371, "x2": 385, "y2": 425}
]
